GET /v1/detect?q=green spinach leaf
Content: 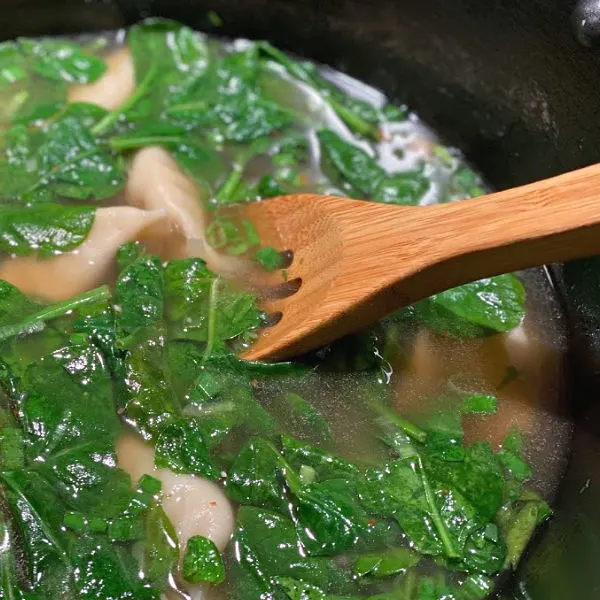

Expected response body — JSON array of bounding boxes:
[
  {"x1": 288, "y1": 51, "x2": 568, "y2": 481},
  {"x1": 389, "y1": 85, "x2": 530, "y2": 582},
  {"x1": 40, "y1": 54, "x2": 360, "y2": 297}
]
[
  {"x1": 353, "y1": 548, "x2": 421, "y2": 578},
  {"x1": 415, "y1": 275, "x2": 526, "y2": 338},
  {"x1": 374, "y1": 172, "x2": 430, "y2": 205},
  {"x1": 34, "y1": 115, "x2": 124, "y2": 201},
  {"x1": 318, "y1": 130, "x2": 383, "y2": 196},
  {"x1": 165, "y1": 257, "x2": 263, "y2": 346},
  {"x1": 281, "y1": 436, "x2": 359, "y2": 481},
  {"x1": 229, "y1": 506, "x2": 331, "y2": 597},
  {"x1": 154, "y1": 418, "x2": 220, "y2": 479},
  {"x1": 0, "y1": 42, "x2": 27, "y2": 86},
  {"x1": 225, "y1": 437, "x2": 290, "y2": 514},
  {"x1": 182, "y1": 535, "x2": 225, "y2": 584},
  {"x1": 19, "y1": 39, "x2": 107, "y2": 84},
  {"x1": 0, "y1": 204, "x2": 95, "y2": 257},
  {"x1": 167, "y1": 45, "x2": 292, "y2": 142}
]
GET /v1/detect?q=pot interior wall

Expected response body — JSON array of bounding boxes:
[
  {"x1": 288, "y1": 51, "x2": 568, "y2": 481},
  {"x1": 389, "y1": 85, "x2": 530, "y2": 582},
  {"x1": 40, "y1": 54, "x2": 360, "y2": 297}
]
[{"x1": 3, "y1": 1, "x2": 600, "y2": 597}]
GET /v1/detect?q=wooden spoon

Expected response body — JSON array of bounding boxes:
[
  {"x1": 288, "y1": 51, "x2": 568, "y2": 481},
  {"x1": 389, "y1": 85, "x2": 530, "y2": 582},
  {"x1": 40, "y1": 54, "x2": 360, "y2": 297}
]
[{"x1": 241, "y1": 163, "x2": 600, "y2": 361}]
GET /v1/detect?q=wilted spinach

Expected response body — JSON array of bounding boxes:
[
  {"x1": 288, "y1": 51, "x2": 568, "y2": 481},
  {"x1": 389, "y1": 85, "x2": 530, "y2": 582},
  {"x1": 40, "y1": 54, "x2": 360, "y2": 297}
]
[
  {"x1": 414, "y1": 275, "x2": 526, "y2": 338},
  {"x1": 0, "y1": 17, "x2": 547, "y2": 600}
]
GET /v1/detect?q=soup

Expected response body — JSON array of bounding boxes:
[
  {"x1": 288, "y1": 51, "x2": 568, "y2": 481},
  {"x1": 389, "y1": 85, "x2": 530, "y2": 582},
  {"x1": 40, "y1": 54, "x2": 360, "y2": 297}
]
[{"x1": 0, "y1": 19, "x2": 571, "y2": 600}]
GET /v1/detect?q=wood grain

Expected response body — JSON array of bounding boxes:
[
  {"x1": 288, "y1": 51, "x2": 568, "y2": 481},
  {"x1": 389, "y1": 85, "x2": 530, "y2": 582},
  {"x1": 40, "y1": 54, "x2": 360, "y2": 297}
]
[{"x1": 241, "y1": 163, "x2": 600, "y2": 361}]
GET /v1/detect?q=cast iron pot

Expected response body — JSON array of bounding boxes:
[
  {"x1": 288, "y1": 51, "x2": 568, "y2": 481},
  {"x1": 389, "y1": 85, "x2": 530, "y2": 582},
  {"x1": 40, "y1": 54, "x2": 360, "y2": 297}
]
[{"x1": 3, "y1": 1, "x2": 600, "y2": 598}]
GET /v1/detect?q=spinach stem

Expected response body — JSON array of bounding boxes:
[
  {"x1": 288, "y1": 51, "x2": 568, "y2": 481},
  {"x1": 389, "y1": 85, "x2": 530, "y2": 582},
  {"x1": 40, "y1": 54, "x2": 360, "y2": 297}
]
[
  {"x1": 372, "y1": 403, "x2": 427, "y2": 444},
  {"x1": 91, "y1": 66, "x2": 159, "y2": 136},
  {"x1": 0, "y1": 285, "x2": 110, "y2": 344},
  {"x1": 202, "y1": 277, "x2": 221, "y2": 364},
  {"x1": 258, "y1": 41, "x2": 380, "y2": 140},
  {"x1": 215, "y1": 136, "x2": 271, "y2": 202},
  {"x1": 108, "y1": 135, "x2": 185, "y2": 151},
  {"x1": 215, "y1": 164, "x2": 244, "y2": 202},
  {"x1": 328, "y1": 96, "x2": 380, "y2": 140},
  {"x1": 166, "y1": 101, "x2": 208, "y2": 116},
  {"x1": 2, "y1": 90, "x2": 29, "y2": 120},
  {"x1": 416, "y1": 456, "x2": 461, "y2": 559}
]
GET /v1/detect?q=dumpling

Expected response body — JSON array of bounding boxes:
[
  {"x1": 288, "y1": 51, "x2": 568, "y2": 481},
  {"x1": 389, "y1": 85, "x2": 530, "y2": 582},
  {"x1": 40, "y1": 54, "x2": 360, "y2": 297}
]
[
  {"x1": 117, "y1": 434, "x2": 233, "y2": 551},
  {"x1": 117, "y1": 434, "x2": 234, "y2": 599},
  {"x1": 393, "y1": 325, "x2": 557, "y2": 448},
  {"x1": 0, "y1": 206, "x2": 167, "y2": 301},
  {"x1": 68, "y1": 47, "x2": 135, "y2": 110},
  {"x1": 125, "y1": 146, "x2": 246, "y2": 278},
  {"x1": 125, "y1": 147, "x2": 207, "y2": 242}
]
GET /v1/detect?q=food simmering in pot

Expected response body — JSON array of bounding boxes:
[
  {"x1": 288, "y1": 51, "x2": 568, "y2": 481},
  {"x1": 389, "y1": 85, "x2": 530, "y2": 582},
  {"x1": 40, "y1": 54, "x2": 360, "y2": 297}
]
[{"x1": 0, "y1": 18, "x2": 570, "y2": 599}]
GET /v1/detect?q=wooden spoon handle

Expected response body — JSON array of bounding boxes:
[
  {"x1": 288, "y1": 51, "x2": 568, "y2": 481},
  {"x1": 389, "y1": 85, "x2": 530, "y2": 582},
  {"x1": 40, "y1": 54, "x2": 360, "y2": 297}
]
[
  {"x1": 435, "y1": 162, "x2": 600, "y2": 265},
  {"x1": 367, "y1": 162, "x2": 600, "y2": 302}
]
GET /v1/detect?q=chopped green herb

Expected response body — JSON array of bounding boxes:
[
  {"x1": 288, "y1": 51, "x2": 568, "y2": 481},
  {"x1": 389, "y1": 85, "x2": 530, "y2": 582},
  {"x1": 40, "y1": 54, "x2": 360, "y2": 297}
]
[
  {"x1": 462, "y1": 394, "x2": 498, "y2": 415},
  {"x1": 182, "y1": 535, "x2": 225, "y2": 584},
  {"x1": 255, "y1": 245, "x2": 283, "y2": 271}
]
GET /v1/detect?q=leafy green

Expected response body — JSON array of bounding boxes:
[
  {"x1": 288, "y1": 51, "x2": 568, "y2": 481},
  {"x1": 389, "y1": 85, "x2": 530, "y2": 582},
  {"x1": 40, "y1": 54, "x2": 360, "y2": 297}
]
[
  {"x1": 274, "y1": 577, "x2": 328, "y2": 600},
  {"x1": 0, "y1": 42, "x2": 27, "y2": 86},
  {"x1": 374, "y1": 172, "x2": 430, "y2": 205},
  {"x1": 164, "y1": 257, "x2": 263, "y2": 347},
  {"x1": 255, "y1": 245, "x2": 283, "y2": 271},
  {"x1": 421, "y1": 403, "x2": 465, "y2": 462},
  {"x1": 0, "y1": 115, "x2": 124, "y2": 203},
  {"x1": 499, "y1": 427, "x2": 532, "y2": 485},
  {"x1": 353, "y1": 548, "x2": 421, "y2": 578},
  {"x1": 113, "y1": 246, "x2": 180, "y2": 440},
  {"x1": 462, "y1": 394, "x2": 498, "y2": 415},
  {"x1": 452, "y1": 167, "x2": 486, "y2": 200},
  {"x1": 0, "y1": 204, "x2": 95, "y2": 257},
  {"x1": 182, "y1": 535, "x2": 225, "y2": 584},
  {"x1": 166, "y1": 44, "x2": 292, "y2": 142},
  {"x1": 115, "y1": 245, "x2": 164, "y2": 339},
  {"x1": 126, "y1": 18, "x2": 209, "y2": 121},
  {"x1": 142, "y1": 505, "x2": 179, "y2": 591},
  {"x1": 359, "y1": 454, "x2": 506, "y2": 573},
  {"x1": 19, "y1": 39, "x2": 107, "y2": 84},
  {"x1": 0, "y1": 285, "x2": 109, "y2": 344},
  {"x1": 213, "y1": 136, "x2": 271, "y2": 203},
  {"x1": 318, "y1": 130, "x2": 430, "y2": 205},
  {"x1": 415, "y1": 275, "x2": 526, "y2": 338},
  {"x1": 0, "y1": 280, "x2": 39, "y2": 326},
  {"x1": 35, "y1": 115, "x2": 124, "y2": 200},
  {"x1": 0, "y1": 125, "x2": 44, "y2": 201},
  {"x1": 427, "y1": 442, "x2": 505, "y2": 523},
  {"x1": 259, "y1": 42, "x2": 380, "y2": 139},
  {"x1": 225, "y1": 437, "x2": 289, "y2": 513},
  {"x1": 382, "y1": 104, "x2": 407, "y2": 122},
  {"x1": 281, "y1": 436, "x2": 359, "y2": 481},
  {"x1": 289, "y1": 477, "x2": 371, "y2": 555},
  {"x1": 154, "y1": 418, "x2": 220, "y2": 479},
  {"x1": 229, "y1": 506, "x2": 331, "y2": 597},
  {"x1": 498, "y1": 491, "x2": 551, "y2": 570},
  {"x1": 185, "y1": 359, "x2": 279, "y2": 441},
  {"x1": 318, "y1": 130, "x2": 383, "y2": 196},
  {"x1": 0, "y1": 329, "x2": 163, "y2": 598}
]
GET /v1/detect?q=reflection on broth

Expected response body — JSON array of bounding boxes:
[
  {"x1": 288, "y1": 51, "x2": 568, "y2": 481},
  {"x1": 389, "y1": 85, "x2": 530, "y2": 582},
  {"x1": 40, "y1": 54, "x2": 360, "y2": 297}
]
[{"x1": 0, "y1": 20, "x2": 571, "y2": 600}]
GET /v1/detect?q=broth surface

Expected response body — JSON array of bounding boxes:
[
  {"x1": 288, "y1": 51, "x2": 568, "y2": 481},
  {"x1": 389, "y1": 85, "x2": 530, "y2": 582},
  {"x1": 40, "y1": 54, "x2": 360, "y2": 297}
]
[{"x1": 0, "y1": 22, "x2": 571, "y2": 600}]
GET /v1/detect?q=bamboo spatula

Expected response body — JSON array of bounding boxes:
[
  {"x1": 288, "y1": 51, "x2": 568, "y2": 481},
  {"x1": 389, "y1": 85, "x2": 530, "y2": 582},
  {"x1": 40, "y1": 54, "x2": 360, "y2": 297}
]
[{"x1": 240, "y1": 163, "x2": 600, "y2": 361}]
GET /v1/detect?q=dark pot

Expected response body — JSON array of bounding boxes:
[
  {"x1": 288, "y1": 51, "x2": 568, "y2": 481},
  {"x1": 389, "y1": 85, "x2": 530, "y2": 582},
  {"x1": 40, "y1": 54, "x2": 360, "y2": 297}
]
[{"x1": 3, "y1": 1, "x2": 600, "y2": 597}]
